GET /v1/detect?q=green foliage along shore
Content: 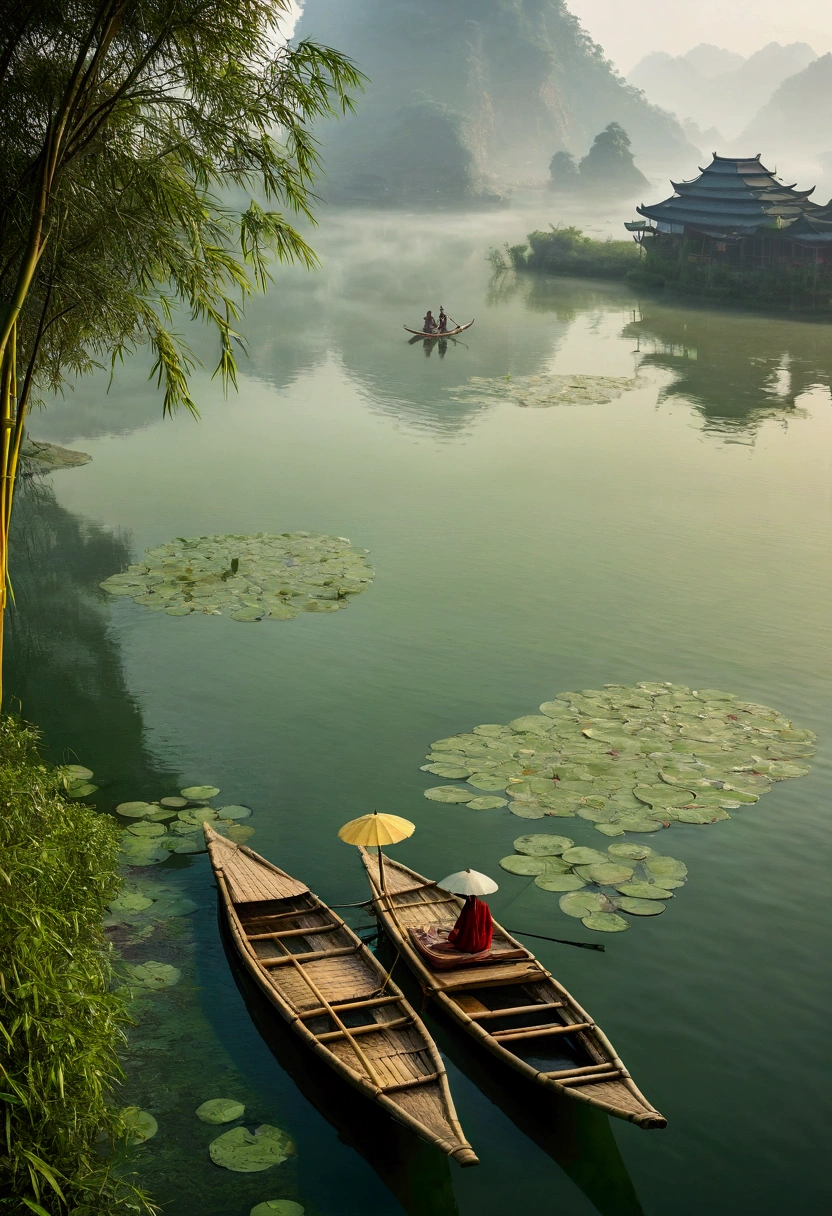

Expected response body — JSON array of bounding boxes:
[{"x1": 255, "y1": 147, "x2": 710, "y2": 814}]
[
  {"x1": 0, "y1": 718, "x2": 147, "y2": 1214},
  {"x1": 504, "y1": 227, "x2": 832, "y2": 312},
  {"x1": 506, "y1": 227, "x2": 641, "y2": 279}
]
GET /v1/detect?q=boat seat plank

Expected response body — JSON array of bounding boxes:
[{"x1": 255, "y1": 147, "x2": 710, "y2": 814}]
[
  {"x1": 468, "y1": 1002, "x2": 565, "y2": 1021},
  {"x1": 382, "y1": 1071, "x2": 440, "y2": 1094},
  {"x1": 493, "y1": 1021, "x2": 593, "y2": 1042},
  {"x1": 298, "y1": 994, "x2": 403, "y2": 1019},
  {"x1": 315, "y1": 1016, "x2": 413, "y2": 1043},
  {"x1": 251, "y1": 924, "x2": 339, "y2": 941},
  {"x1": 560, "y1": 1070, "x2": 622, "y2": 1087},
  {"x1": 263, "y1": 944, "x2": 361, "y2": 966}
]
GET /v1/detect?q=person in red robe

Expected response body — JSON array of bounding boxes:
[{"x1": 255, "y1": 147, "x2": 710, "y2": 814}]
[{"x1": 447, "y1": 894, "x2": 493, "y2": 953}]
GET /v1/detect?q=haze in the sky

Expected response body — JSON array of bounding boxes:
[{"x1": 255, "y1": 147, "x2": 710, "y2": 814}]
[{"x1": 569, "y1": 1, "x2": 832, "y2": 71}]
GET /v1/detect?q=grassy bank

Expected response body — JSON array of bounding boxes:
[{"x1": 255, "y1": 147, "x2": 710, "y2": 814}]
[
  {"x1": 501, "y1": 226, "x2": 641, "y2": 279},
  {"x1": 628, "y1": 251, "x2": 832, "y2": 312},
  {"x1": 0, "y1": 716, "x2": 148, "y2": 1214},
  {"x1": 501, "y1": 226, "x2": 832, "y2": 313}
]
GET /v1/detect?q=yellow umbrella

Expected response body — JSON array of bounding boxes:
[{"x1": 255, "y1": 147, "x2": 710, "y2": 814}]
[{"x1": 338, "y1": 811, "x2": 415, "y2": 891}]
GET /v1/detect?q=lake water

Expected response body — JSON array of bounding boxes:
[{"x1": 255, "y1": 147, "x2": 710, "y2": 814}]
[{"x1": 9, "y1": 206, "x2": 832, "y2": 1216}]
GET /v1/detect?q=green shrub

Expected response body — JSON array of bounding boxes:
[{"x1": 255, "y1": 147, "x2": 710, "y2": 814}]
[
  {"x1": 0, "y1": 716, "x2": 150, "y2": 1214},
  {"x1": 516, "y1": 226, "x2": 641, "y2": 279},
  {"x1": 628, "y1": 246, "x2": 832, "y2": 311}
]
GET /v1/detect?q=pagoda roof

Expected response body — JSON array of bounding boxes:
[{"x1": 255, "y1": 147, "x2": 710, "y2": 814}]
[{"x1": 634, "y1": 154, "x2": 822, "y2": 238}]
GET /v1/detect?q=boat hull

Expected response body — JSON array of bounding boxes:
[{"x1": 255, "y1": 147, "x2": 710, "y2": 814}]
[
  {"x1": 404, "y1": 320, "x2": 474, "y2": 338},
  {"x1": 204, "y1": 826, "x2": 478, "y2": 1165},
  {"x1": 359, "y1": 847, "x2": 665, "y2": 1130}
]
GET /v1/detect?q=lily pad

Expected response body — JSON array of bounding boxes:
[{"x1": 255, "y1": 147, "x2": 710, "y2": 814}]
[
  {"x1": 197, "y1": 1098, "x2": 246, "y2": 1124},
  {"x1": 615, "y1": 896, "x2": 666, "y2": 916},
  {"x1": 513, "y1": 834, "x2": 574, "y2": 856},
  {"x1": 209, "y1": 1124, "x2": 296, "y2": 1173},
  {"x1": 251, "y1": 1203, "x2": 304, "y2": 1216},
  {"x1": 500, "y1": 855, "x2": 551, "y2": 876},
  {"x1": 116, "y1": 801, "x2": 154, "y2": 818},
  {"x1": 66, "y1": 781, "x2": 98, "y2": 798},
  {"x1": 582, "y1": 912, "x2": 629, "y2": 933},
  {"x1": 181, "y1": 785, "x2": 220, "y2": 800},
  {"x1": 766, "y1": 761, "x2": 811, "y2": 780},
  {"x1": 109, "y1": 893, "x2": 154, "y2": 913},
  {"x1": 216, "y1": 804, "x2": 252, "y2": 821},
  {"x1": 123, "y1": 1108, "x2": 158, "y2": 1144},
  {"x1": 509, "y1": 715, "x2": 554, "y2": 734},
  {"x1": 633, "y1": 784, "x2": 696, "y2": 808},
  {"x1": 585, "y1": 862, "x2": 635, "y2": 885},
  {"x1": 424, "y1": 786, "x2": 475, "y2": 803},
  {"x1": 467, "y1": 773, "x2": 512, "y2": 791},
  {"x1": 593, "y1": 822, "x2": 625, "y2": 836},
  {"x1": 173, "y1": 837, "x2": 207, "y2": 854},
  {"x1": 466, "y1": 796, "x2": 508, "y2": 810},
  {"x1": 560, "y1": 847, "x2": 608, "y2": 866},
  {"x1": 607, "y1": 843, "x2": 653, "y2": 861},
  {"x1": 64, "y1": 764, "x2": 94, "y2": 781},
  {"x1": 160, "y1": 796, "x2": 189, "y2": 808},
  {"x1": 559, "y1": 890, "x2": 606, "y2": 919},
  {"x1": 127, "y1": 821, "x2": 166, "y2": 838},
  {"x1": 227, "y1": 824, "x2": 256, "y2": 843},
  {"x1": 535, "y1": 872, "x2": 587, "y2": 892},
  {"x1": 422, "y1": 763, "x2": 473, "y2": 779},
  {"x1": 124, "y1": 961, "x2": 182, "y2": 989},
  {"x1": 613, "y1": 883, "x2": 673, "y2": 900},
  {"x1": 509, "y1": 802, "x2": 546, "y2": 819},
  {"x1": 644, "y1": 856, "x2": 688, "y2": 882}
]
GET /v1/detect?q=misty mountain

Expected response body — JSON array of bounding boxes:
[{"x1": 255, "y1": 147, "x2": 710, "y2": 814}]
[
  {"x1": 628, "y1": 41, "x2": 817, "y2": 137},
  {"x1": 296, "y1": 0, "x2": 694, "y2": 204},
  {"x1": 736, "y1": 54, "x2": 832, "y2": 167}
]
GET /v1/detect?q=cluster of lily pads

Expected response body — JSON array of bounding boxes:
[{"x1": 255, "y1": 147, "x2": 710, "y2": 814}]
[
  {"x1": 117, "y1": 784, "x2": 254, "y2": 867},
  {"x1": 194, "y1": 1097, "x2": 297, "y2": 1178},
  {"x1": 422, "y1": 682, "x2": 814, "y2": 836},
  {"x1": 60, "y1": 762, "x2": 98, "y2": 799},
  {"x1": 447, "y1": 372, "x2": 640, "y2": 410},
  {"x1": 501, "y1": 834, "x2": 687, "y2": 933},
  {"x1": 99, "y1": 532, "x2": 374, "y2": 621}
]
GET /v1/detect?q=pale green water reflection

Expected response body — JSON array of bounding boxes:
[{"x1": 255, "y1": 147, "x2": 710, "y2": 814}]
[{"x1": 10, "y1": 209, "x2": 832, "y2": 1215}]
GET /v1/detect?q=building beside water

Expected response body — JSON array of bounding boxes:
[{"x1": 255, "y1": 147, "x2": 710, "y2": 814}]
[{"x1": 626, "y1": 154, "x2": 832, "y2": 270}]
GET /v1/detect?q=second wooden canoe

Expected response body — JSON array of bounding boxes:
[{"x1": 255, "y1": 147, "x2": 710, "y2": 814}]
[
  {"x1": 204, "y1": 826, "x2": 478, "y2": 1166},
  {"x1": 359, "y1": 847, "x2": 666, "y2": 1130}
]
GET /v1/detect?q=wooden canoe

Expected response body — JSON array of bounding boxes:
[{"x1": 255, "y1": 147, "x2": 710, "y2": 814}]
[
  {"x1": 403, "y1": 320, "x2": 474, "y2": 338},
  {"x1": 204, "y1": 825, "x2": 478, "y2": 1166},
  {"x1": 359, "y1": 848, "x2": 666, "y2": 1130}
]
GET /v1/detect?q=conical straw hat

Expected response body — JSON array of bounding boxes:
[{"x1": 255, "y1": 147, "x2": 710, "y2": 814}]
[
  {"x1": 438, "y1": 868, "x2": 499, "y2": 896},
  {"x1": 338, "y1": 811, "x2": 415, "y2": 847}
]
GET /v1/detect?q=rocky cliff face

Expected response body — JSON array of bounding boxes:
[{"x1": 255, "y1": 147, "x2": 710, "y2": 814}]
[{"x1": 297, "y1": 0, "x2": 693, "y2": 203}]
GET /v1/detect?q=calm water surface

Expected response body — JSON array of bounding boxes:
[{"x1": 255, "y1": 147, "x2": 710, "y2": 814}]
[{"x1": 10, "y1": 207, "x2": 832, "y2": 1216}]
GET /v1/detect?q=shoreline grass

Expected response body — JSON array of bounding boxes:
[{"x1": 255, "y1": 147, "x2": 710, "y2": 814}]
[{"x1": 0, "y1": 715, "x2": 151, "y2": 1214}]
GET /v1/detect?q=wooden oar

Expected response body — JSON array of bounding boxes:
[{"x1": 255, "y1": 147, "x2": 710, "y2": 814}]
[{"x1": 507, "y1": 928, "x2": 605, "y2": 953}]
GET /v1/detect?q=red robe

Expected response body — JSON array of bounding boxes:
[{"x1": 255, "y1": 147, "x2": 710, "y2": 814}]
[{"x1": 448, "y1": 895, "x2": 493, "y2": 953}]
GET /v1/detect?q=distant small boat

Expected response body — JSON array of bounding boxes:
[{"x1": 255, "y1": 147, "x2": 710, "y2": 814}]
[
  {"x1": 359, "y1": 847, "x2": 666, "y2": 1130},
  {"x1": 204, "y1": 825, "x2": 478, "y2": 1166},
  {"x1": 404, "y1": 320, "x2": 474, "y2": 339}
]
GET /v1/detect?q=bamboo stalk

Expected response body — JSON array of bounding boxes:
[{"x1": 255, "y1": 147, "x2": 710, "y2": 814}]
[
  {"x1": 261, "y1": 944, "x2": 360, "y2": 966},
  {"x1": 492, "y1": 1021, "x2": 593, "y2": 1042},
  {"x1": 315, "y1": 1016, "x2": 413, "y2": 1044},
  {"x1": 297, "y1": 994, "x2": 403, "y2": 1020},
  {"x1": 250, "y1": 924, "x2": 338, "y2": 940},
  {"x1": 560, "y1": 1071, "x2": 622, "y2": 1087},
  {"x1": 382, "y1": 1071, "x2": 440, "y2": 1094},
  {"x1": 467, "y1": 1002, "x2": 564, "y2": 1021},
  {"x1": 543, "y1": 1062, "x2": 620, "y2": 1079}
]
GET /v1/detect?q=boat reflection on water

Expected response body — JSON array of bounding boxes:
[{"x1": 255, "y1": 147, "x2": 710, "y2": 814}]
[
  {"x1": 374, "y1": 935, "x2": 646, "y2": 1216},
  {"x1": 220, "y1": 917, "x2": 461, "y2": 1216}
]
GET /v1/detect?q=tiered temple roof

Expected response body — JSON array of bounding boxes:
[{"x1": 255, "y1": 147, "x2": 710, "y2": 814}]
[{"x1": 633, "y1": 154, "x2": 828, "y2": 239}]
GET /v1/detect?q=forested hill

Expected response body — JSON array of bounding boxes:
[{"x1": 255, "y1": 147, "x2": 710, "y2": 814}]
[{"x1": 296, "y1": 0, "x2": 694, "y2": 204}]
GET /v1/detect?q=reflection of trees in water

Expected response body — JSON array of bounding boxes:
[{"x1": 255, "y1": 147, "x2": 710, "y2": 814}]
[
  {"x1": 623, "y1": 305, "x2": 832, "y2": 435},
  {"x1": 4, "y1": 477, "x2": 177, "y2": 793}
]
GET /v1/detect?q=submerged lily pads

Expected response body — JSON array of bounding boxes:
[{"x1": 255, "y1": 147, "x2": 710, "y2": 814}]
[
  {"x1": 209, "y1": 1124, "x2": 296, "y2": 1173},
  {"x1": 448, "y1": 372, "x2": 640, "y2": 411},
  {"x1": 250, "y1": 1203, "x2": 305, "y2": 1216},
  {"x1": 101, "y1": 532, "x2": 374, "y2": 622},
  {"x1": 124, "y1": 961, "x2": 182, "y2": 990},
  {"x1": 197, "y1": 1098, "x2": 246, "y2": 1125},
  {"x1": 109, "y1": 893, "x2": 153, "y2": 913}
]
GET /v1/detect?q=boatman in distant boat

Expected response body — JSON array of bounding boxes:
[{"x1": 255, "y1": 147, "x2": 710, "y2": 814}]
[
  {"x1": 423, "y1": 309, "x2": 437, "y2": 333},
  {"x1": 437, "y1": 306, "x2": 448, "y2": 333}
]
